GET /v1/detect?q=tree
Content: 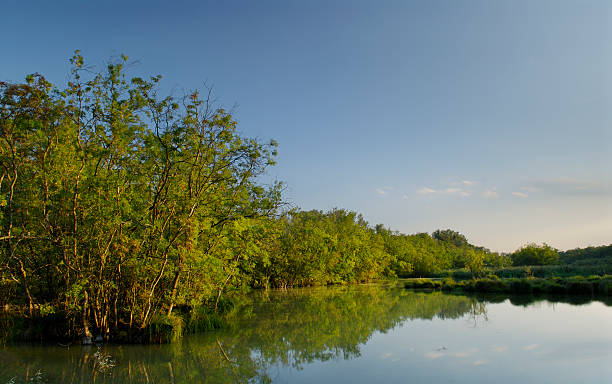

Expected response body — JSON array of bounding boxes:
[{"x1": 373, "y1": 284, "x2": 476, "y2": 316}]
[
  {"x1": 464, "y1": 249, "x2": 485, "y2": 278},
  {"x1": 432, "y1": 229, "x2": 469, "y2": 248},
  {"x1": 511, "y1": 243, "x2": 559, "y2": 266},
  {"x1": 0, "y1": 52, "x2": 282, "y2": 340}
]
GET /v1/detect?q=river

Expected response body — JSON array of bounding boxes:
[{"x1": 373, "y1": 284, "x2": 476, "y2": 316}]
[{"x1": 1, "y1": 282, "x2": 611, "y2": 383}]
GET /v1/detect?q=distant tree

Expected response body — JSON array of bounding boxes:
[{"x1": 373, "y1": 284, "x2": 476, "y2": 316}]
[
  {"x1": 432, "y1": 229, "x2": 469, "y2": 248},
  {"x1": 511, "y1": 243, "x2": 560, "y2": 266},
  {"x1": 483, "y1": 252, "x2": 513, "y2": 268},
  {"x1": 464, "y1": 249, "x2": 485, "y2": 278}
]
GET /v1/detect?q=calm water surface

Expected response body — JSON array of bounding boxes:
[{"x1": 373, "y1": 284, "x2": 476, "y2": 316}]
[{"x1": 1, "y1": 283, "x2": 611, "y2": 383}]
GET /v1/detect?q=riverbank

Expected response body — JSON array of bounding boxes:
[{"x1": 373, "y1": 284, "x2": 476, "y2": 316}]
[
  {"x1": 404, "y1": 275, "x2": 612, "y2": 296},
  {"x1": 0, "y1": 297, "x2": 237, "y2": 345}
]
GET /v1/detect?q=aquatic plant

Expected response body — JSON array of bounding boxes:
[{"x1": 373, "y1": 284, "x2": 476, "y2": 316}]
[{"x1": 92, "y1": 347, "x2": 115, "y2": 374}]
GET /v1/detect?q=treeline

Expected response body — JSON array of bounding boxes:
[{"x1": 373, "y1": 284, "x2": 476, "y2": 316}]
[{"x1": 560, "y1": 244, "x2": 612, "y2": 265}]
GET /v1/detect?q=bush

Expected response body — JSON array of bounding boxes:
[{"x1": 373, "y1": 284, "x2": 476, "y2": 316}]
[
  {"x1": 146, "y1": 313, "x2": 183, "y2": 343},
  {"x1": 184, "y1": 297, "x2": 236, "y2": 334},
  {"x1": 474, "y1": 279, "x2": 507, "y2": 293},
  {"x1": 404, "y1": 279, "x2": 443, "y2": 289},
  {"x1": 404, "y1": 275, "x2": 612, "y2": 297}
]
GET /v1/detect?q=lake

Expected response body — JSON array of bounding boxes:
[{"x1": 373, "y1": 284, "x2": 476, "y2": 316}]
[{"x1": 1, "y1": 282, "x2": 611, "y2": 383}]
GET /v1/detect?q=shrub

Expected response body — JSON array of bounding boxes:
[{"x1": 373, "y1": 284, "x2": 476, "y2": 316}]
[
  {"x1": 146, "y1": 313, "x2": 183, "y2": 343},
  {"x1": 474, "y1": 279, "x2": 507, "y2": 293},
  {"x1": 185, "y1": 297, "x2": 236, "y2": 334}
]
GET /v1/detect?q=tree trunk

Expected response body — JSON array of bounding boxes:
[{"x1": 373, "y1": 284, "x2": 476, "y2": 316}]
[
  {"x1": 167, "y1": 268, "x2": 181, "y2": 316},
  {"x1": 82, "y1": 290, "x2": 92, "y2": 344}
]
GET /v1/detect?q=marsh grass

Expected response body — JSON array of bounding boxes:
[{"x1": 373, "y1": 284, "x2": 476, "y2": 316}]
[
  {"x1": 145, "y1": 313, "x2": 184, "y2": 344},
  {"x1": 405, "y1": 275, "x2": 612, "y2": 296}
]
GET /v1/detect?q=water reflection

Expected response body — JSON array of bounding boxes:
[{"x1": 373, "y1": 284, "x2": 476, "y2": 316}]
[{"x1": 1, "y1": 284, "x2": 610, "y2": 384}]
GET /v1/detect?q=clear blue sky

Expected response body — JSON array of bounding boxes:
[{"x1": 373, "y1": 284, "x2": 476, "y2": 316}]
[{"x1": 3, "y1": 0, "x2": 611, "y2": 252}]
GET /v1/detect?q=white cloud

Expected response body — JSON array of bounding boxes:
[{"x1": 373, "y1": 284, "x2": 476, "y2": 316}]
[
  {"x1": 473, "y1": 360, "x2": 487, "y2": 366},
  {"x1": 417, "y1": 187, "x2": 468, "y2": 195},
  {"x1": 482, "y1": 189, "x2": 499, "y2": 199},
  {"x1": 417, "y1": 187, "x2": 437, "y2": 195},
  {"x1": 512, "y1": 191, "x2": 528, "y2": 198},
  {"x1": 523, "y1": 344, "x2": 539, "y2": 351},
  {"x1": 492, "y1": 345, "x2": 508, "y2": 353},
  {"x1": 462, "y1": 180, "x2": 475, "y2": 185}
]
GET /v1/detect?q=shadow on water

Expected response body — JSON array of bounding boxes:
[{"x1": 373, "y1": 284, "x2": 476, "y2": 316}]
[{"x1": 1, "y1": 283, "x2": 609, "y2": 383}]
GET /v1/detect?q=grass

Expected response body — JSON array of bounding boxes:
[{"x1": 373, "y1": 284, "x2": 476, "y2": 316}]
[
  {"x1": 432, "y1": 256, "x2": 612, "y2": 280},
  {"x1": 405, "y1": 275, "x2": 612, "y2": 296}
]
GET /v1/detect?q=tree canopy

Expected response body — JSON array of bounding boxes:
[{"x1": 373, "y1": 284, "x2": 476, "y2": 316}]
[{"x1": 511, "y1": 243, "x2": 560, "y2": 266}]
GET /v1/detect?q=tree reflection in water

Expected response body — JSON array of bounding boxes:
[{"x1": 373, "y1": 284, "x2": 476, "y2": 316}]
[{"x1": 4, "y1": 284, "x2": 584, "y2": 384}]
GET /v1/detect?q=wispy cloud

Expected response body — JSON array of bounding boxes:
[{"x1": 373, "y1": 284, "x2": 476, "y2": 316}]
[
  {"x1": 523, "y1": 344, "x2": 539, "y2": 351},
  {"x1": 462, "y1": 180, "x2": 475, "y2": 186},
  {"x1": 512, "y1": 191, "x2": 528, "y2": 198},
  {"x1": 526, "y1": 177, "x2": 611, "y2": 197},
  {"x1": 482, "y1": 188, "x2": 499, "y2": 199},
  {"x1": 417, "y1": 187, "x2": 437, "y2": 195},
  {"x1": 417, "y1": 186, "x2": 470, "y2": 197},
  {"x1": 442, "y1": 188, "x2": 462, "y2": 195},
  {"x1": 473, "y1": 360, "x2": 487, "y2": 366}
]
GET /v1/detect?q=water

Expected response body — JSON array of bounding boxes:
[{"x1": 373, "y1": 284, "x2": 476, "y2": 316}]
[{"x1": 1, "y1": 283, "x2": 611, "y2": 383}]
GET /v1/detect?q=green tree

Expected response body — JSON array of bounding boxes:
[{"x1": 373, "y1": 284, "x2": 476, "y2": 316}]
[{"x1": 511, "y1": 243, "x2": 560, "y2": 266}]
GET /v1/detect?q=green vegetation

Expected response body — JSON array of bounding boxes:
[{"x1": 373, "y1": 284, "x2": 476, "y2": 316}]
[
  {"x1": 435, "y1": 243, "x2": 612, "y2": 280},
  {"x1": 1, "y1": 53, "x2": 610, "y2": 344},
  {"x1": 511, "y1": 243, "x2": 559, "y2": 266},
  {"x1": 0, "y1": 53, "x2": 283, "y2": 343},
  {"x1": 405, "y1": 275, "x2": 612, "y2": 296},
  {"x1": 377, "y1": 227, "x2": 510, "y2": 278}
]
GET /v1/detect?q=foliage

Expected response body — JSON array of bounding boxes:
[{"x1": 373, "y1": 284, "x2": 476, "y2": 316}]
[
  {"x1": 511, "y1": 243, "x2": 560, "y2": 266},
  {"x1": 405, "y1": 275, "x2": 612, "y2": 296},
  {"x1": 560, "y1": 244, "x2": 612, "y2": 264},
  {"x1": 0, "y1": 53, "x2": 281, "y2": 340}
]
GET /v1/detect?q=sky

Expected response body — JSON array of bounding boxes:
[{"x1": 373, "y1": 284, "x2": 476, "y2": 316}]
[{"x1": 3, "y1": 0, "x2": 611, "y2": 252}]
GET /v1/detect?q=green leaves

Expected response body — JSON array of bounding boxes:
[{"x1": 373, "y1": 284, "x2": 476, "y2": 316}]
[{"x1": 0, "y1": 53, "x2": 284, "y2": 336}]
